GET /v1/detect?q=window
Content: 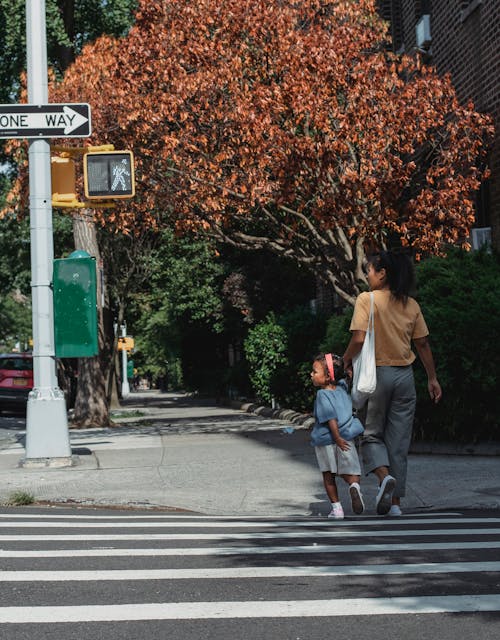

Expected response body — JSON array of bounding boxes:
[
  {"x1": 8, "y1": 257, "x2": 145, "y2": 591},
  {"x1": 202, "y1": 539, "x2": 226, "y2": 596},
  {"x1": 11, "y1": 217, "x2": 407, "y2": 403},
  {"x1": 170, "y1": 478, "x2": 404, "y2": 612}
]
[
  {"x1": 376, "y1": 1, "x2": 404, "y2": 52},
  {"x1": 415, "y1": 0, "x2": 432, "y2": 19},
  {"x1": 460, "y1": 0, "x2": 482, "y2": 22}
]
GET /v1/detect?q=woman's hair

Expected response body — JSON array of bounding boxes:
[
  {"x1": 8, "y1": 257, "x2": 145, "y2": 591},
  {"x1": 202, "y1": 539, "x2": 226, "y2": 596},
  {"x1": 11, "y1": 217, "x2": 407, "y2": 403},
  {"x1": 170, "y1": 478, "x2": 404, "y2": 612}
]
[
  {"x1": 314, "y1": 353, "x2": 345, "y2": 384},
  {"x1": 367, "y1": 250, "x2": 415, "y2": 302}
]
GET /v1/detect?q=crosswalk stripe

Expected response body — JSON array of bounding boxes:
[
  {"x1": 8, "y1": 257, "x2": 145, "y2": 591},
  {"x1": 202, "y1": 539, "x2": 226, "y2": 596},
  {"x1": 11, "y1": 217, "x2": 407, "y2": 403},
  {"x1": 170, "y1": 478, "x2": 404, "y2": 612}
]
[
  {"x1": 0, "y1": 527, "x2": 498, "y2": 541},
  {"x1": 1, "y1": 517, "x2": 496, "y2": 528},
  {"x1": 1, "y1": 594, "x2": 499, "y2": 622},
  {"x1": 1, "y1": 561, "x2": 499, "y2": 582},
  {"x1": 0, "y1": 513, "x2": 466, "y2": 521},
  {"x1": 1, "y1": 541, "x2": 499, "y2": 557}
]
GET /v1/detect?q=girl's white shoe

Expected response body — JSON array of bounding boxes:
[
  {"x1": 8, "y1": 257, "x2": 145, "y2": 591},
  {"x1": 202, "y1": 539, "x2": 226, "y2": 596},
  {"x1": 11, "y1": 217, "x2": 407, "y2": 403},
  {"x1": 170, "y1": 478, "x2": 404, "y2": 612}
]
[{"x1": 328, "y1": 503, "x2": 344, "y2": 519}]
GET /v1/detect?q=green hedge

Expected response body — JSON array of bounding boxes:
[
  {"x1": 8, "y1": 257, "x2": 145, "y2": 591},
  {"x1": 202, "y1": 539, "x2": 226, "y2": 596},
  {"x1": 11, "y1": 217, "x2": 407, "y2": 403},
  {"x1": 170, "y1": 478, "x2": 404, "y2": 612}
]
[
  {"x1": 316, "y1": 249, "x2": 500, "y2": 442},
  {"x1": 244, "y1": 308, "x2": 326, "y2": 409},
  {"x1": 413, "y1": 248, "x2": 500, "y2": 442},
  {"x1": 243, "y1": 249, "x2": 500, "y2": 443}
]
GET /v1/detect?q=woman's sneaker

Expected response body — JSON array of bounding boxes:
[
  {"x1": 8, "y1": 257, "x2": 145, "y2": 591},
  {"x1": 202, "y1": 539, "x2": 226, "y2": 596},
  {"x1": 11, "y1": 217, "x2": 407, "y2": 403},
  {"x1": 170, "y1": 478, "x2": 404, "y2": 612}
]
[
  {"x1": 388, "y1": 504, "x2": 402, "y2": 517},
  {"x1": 328, "y1": 503, "x2": 344, "y2": 519},
  {"x1": 349, "y1": 482, "x2": 365, "y2": 515}
]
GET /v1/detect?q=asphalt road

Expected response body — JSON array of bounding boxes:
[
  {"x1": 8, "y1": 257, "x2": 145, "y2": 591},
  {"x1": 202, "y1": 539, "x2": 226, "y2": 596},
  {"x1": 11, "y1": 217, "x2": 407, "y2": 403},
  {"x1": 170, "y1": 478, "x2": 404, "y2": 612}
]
[
  {"x1": 0, "y1": 506, "x2": 499, "y2": 639},
  {"x1": 0, "y1": 411, "x2": 25, "y2": 447}
]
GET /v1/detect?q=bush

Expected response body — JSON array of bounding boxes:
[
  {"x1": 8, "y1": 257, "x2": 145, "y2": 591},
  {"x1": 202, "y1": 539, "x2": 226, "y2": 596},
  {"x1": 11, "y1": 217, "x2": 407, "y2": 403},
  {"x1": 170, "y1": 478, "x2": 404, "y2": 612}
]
[
  {"x1": 243, "y1": 307, "x2": 326, "y2": 410},
  {"x1": 166, "y1": 358, "x2": 183, "y2": 391},
  {"x1": 272, "y1": 307, "x2": 327, "y2": 411},
  {"x1": 244, "y1": 313, "x2": 287, "y2": 404},
  {"x1": 414, "y1": 248, "x2": 500, "y2": 442},
  {"x1": 319, "y1": 308, "x2": 352, "y2": 356}
]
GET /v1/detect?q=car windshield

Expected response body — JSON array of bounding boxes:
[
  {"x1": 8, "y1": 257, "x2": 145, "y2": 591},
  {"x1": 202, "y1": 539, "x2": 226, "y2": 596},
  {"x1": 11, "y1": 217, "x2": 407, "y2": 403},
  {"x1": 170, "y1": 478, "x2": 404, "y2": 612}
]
[{"x1": 0, "y1": 358, "x2": 32, "y2": 371}]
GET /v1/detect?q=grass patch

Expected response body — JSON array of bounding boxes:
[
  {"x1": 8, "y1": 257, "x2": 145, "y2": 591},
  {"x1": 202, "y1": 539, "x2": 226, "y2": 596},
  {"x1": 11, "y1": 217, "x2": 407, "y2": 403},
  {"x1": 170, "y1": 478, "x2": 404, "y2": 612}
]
[
  {"x1": 5, "y1": 490, "x2": 35, "y2": 506},
  {"x1": 110, "y1": 410, "x2": 146, "y2": 419}
]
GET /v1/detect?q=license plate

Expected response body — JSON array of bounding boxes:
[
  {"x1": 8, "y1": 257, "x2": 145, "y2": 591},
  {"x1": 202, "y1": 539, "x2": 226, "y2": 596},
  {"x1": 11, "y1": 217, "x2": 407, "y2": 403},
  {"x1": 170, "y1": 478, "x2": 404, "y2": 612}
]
[{"x1": 13, "y1": 378, "x2": 28, "y2": 386}]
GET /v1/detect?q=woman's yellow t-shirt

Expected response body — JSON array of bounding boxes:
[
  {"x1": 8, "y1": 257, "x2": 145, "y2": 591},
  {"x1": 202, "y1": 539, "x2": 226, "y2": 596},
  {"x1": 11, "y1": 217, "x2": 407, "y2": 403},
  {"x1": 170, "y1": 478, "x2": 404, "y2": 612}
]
[{"x1": 349, "y1": 289, "x2": 429, "y2": 366}]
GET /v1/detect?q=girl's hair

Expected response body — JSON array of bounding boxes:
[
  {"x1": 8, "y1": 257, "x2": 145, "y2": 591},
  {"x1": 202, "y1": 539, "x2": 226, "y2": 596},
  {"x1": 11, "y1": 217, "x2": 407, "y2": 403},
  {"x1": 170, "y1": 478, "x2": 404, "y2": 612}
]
[
  {"x1": 367, "y1": 250, "x2": 415, "y2": 303},
  {"x1": 314, "y1": 353, "x2": 345, "y2": 384}
]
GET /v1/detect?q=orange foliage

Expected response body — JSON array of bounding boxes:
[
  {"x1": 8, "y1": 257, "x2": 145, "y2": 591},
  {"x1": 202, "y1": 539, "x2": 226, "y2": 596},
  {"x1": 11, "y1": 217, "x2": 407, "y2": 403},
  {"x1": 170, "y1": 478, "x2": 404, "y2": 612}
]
[{"x1": 3, "y1": 0, "x2": 494, "y2": 301}]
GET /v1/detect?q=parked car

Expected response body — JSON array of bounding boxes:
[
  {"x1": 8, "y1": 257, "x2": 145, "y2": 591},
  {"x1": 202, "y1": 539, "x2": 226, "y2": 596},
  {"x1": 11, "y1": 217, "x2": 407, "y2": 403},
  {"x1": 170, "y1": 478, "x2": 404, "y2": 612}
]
[
  {"x1": 0, "y1": 353, "x2": 76, "y2": 412},
  {"x1": 0, "y1": 353, "x2": 33, "y2": 411}
]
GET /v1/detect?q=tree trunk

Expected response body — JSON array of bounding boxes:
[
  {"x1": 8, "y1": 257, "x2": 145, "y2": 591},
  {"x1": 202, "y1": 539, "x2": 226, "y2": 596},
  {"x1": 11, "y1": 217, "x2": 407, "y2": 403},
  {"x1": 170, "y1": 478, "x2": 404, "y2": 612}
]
[{"x1": 71, "y1": 210, "x2": 111, "y2": 428}]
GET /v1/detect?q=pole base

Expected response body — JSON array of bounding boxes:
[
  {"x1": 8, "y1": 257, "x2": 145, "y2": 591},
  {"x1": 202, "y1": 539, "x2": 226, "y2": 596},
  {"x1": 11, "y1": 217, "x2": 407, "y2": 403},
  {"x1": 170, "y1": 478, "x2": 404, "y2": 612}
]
[
  {"x1": 25, "y1": 391, "x2": 71, "y2": 459},
  {"x1": 18, "y1": 455, "x2": 79, "y2": 469}
]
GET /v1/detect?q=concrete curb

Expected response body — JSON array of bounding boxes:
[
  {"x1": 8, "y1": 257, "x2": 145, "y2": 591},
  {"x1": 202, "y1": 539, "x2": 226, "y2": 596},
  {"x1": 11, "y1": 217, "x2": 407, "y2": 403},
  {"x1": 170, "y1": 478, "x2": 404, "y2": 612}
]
[
  {"x1": 234, "y1": 401, "x2": 315, "y2": 429},
  {"x1": 230, "y1": 399, "x2": 500, "y2": 457}
]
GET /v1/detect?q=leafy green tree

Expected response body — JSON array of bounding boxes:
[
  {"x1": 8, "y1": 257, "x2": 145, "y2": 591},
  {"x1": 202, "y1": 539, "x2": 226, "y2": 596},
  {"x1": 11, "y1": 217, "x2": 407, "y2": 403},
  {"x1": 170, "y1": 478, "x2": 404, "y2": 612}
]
[
  {"x1": 0, "y1": 0, "x2": 138, "y2": 102},
  {"x1": 0, "y1": 294, "x2": 32, "y2": 351},
  {"x1": 0, "y1": 208, "x2": 74, "y2": 349},
  {"x1": 126, "y1": 229, "x2": 225, "y2": 389}
]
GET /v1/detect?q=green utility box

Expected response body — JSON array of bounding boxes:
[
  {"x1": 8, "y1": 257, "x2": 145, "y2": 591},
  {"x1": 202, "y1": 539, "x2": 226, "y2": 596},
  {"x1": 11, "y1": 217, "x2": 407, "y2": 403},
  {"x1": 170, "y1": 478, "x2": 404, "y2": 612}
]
[
  {"x1": 127, "y1": 360, "x2": 134, "y2": 379},
  {"x1": 53, "y1": 251, "x2": 98, "y2": 358}
]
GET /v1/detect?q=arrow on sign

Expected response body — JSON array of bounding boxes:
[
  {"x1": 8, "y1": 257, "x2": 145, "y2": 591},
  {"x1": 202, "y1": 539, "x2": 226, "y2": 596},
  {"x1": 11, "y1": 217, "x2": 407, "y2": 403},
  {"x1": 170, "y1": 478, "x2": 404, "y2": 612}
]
[
  {"x1": 34, "y1": 106, "x2": 88, "y2": 134},
  {"x1": 0, "y1": 103, "x2": 91, "y2": 139}
]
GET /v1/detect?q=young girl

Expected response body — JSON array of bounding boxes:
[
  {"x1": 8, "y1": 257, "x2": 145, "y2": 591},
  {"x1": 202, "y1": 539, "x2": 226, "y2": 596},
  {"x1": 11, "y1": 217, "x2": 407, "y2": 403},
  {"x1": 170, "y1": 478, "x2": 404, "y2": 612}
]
[{"x1": 310, "y1": 353, "x2": 364, "y2": 519}]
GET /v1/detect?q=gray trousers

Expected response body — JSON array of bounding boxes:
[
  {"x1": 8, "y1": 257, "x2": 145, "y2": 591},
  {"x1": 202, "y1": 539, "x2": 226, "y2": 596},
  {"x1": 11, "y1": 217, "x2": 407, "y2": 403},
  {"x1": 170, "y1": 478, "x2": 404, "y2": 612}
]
[{"x1": 360, "y1": 365, "x2": 416, "y2": 498}]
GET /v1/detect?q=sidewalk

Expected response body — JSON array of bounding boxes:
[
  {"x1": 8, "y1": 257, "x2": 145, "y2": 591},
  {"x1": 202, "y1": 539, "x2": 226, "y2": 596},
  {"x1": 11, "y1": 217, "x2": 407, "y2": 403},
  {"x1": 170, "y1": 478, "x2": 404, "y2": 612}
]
[{"x1": 0, "y1": 391, "x2": 498, "y2": 515}]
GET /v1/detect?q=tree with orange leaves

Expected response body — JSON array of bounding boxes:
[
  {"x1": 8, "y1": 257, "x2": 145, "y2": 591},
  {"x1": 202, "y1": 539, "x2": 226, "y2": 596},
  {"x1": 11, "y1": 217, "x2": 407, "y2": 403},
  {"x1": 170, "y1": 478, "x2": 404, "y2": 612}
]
[
  {"x1": 6, "y1": 0, "x2": 494, "y2": 307},
  {"x1": 28, "y1": 0, "x2": 491, "y2": 306}
]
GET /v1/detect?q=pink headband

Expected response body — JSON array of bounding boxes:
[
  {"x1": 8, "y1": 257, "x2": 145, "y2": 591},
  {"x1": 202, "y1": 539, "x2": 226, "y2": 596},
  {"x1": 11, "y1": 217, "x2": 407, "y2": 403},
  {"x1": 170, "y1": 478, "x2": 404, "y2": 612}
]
[{"x1": 325, "y1": 353, "x2": 335, "y2": 382}]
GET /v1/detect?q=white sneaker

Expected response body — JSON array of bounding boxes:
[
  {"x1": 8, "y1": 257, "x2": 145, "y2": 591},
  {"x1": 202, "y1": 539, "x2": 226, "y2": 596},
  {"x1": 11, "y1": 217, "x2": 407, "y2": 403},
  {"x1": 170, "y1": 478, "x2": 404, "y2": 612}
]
[
  {"x1": 388, "y1": 504, "x2": 402, "y2": 517},
  {"x1": 349, "y1": 483, "x2": 365, "y2": 515},
  {"x1": 375, "y1": 475, "x2": 396, "y2": 515},
  {"x1": 328, "y1": 503, "x2": 344, "y2": 519}
]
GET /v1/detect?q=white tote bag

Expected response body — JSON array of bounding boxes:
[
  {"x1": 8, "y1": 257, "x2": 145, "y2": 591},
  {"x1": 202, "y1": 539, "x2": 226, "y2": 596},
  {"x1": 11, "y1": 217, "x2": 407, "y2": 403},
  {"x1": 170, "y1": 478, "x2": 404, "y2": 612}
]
[{"x1": 351, "y1": 292, "x2": 377, "y2": 409}]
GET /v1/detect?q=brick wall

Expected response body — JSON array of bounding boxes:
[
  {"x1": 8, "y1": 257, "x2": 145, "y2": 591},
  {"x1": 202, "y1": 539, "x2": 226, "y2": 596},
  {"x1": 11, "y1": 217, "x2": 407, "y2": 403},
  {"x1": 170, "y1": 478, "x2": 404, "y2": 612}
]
[{"x1": 377, "y1": 0, "x2": 500, "y2": 249}]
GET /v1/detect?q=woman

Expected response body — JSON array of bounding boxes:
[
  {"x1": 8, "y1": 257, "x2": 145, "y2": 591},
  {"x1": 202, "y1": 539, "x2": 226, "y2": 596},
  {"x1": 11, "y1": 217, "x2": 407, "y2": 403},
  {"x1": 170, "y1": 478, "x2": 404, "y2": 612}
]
[{"x1": 343, "y1": 251, "x2": 442, "y2": 516}]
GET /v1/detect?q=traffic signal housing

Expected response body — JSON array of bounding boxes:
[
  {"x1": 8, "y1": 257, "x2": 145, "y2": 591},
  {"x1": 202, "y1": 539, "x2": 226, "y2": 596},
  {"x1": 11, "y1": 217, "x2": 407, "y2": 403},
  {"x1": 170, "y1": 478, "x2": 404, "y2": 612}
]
[
  {"x1": 118, "y1": 336, "x2": 135, "y2": 352},
  {"x1": 83, "y1": 150, "x2": 135, "y2": 199},
  {"x1": 51, "y1": 156, "x2": 78, "y2": 205}
]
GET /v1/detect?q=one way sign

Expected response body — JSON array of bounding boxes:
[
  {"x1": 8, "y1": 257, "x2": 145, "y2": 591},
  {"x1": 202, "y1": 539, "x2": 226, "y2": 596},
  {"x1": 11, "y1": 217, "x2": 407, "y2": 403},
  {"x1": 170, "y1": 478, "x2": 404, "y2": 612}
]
[{"x1": 0, "y1": 103, "x2": 91, "y2": 139}]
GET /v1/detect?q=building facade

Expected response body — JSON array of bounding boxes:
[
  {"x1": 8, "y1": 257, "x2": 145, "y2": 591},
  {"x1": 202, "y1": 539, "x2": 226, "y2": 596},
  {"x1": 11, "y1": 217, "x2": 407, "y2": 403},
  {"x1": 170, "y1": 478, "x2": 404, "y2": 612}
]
[{"x1": 377, "y1": 0, "x2": 499, "y2": 250}]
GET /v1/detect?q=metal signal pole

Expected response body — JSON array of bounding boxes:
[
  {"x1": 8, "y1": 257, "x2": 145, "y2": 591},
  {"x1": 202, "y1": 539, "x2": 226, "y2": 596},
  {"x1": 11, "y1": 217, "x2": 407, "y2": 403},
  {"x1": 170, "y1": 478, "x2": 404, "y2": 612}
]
[{"x1": 22, "y1": 0, "x2": 72, "y2": 466}]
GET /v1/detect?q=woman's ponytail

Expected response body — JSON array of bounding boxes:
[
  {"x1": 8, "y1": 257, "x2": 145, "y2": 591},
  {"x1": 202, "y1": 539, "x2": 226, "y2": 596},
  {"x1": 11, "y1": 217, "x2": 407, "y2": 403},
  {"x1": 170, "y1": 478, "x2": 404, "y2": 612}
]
[{"x1": 370, "y1": 250, "x2": 415, "y2": 302}]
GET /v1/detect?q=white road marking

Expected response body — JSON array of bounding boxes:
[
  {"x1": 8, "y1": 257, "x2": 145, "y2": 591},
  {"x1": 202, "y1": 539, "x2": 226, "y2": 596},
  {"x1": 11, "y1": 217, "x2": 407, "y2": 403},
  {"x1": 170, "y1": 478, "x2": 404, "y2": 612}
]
[
  {"x1": 1, "y1": 561, "x2": 499, "y2": 582},
  {"x1": 1, "y1": 540, "x2": 499, "y2": 557},
  {"x1": 0, "y1": 517, "x2": 486, "y2": 528},
  {"x1": 0, "y1": 513, "x2": 464, "y2": 521},
  {"x1": 1, "y1": 595, "x2": 499, "y2": 622},
  {"x1": 0, "y1": 527, "x2": 498, "y2": 541}
]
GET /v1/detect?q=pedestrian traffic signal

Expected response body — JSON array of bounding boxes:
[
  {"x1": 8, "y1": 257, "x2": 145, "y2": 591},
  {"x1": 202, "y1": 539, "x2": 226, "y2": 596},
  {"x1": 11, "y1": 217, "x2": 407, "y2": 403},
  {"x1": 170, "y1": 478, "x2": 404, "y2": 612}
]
[
  {"x1": 83, "y1": 150, "x2": 135, "y2": 199},
  {"x1": 118, "y1": 336, "x2": 135, "y2": 352}
]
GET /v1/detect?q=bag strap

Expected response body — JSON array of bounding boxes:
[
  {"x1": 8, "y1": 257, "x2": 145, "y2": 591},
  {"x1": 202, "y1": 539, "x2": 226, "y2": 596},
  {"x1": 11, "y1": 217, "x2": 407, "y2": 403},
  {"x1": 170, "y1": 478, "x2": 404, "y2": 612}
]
[{"x1": 367, "y1": 291, "x2": 374, "y2": 332}]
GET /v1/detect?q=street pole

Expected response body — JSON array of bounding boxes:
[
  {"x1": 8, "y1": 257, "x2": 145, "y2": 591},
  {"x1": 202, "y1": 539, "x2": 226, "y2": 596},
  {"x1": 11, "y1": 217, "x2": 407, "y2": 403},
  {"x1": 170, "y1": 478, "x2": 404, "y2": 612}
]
[
  {"x1": 22, "y1": 0, "x2": 72, "y2": 466},
  {"x1": 121, "y1": 324, "x2": 130, "y2": 398}
]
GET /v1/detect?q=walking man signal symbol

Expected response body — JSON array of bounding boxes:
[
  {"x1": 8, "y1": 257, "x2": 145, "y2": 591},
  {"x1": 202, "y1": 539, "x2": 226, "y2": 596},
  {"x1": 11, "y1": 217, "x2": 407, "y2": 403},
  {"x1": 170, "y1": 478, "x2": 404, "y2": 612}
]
[{"x1": 111, "y1": 159, "x2": 132, "y2": 192}]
